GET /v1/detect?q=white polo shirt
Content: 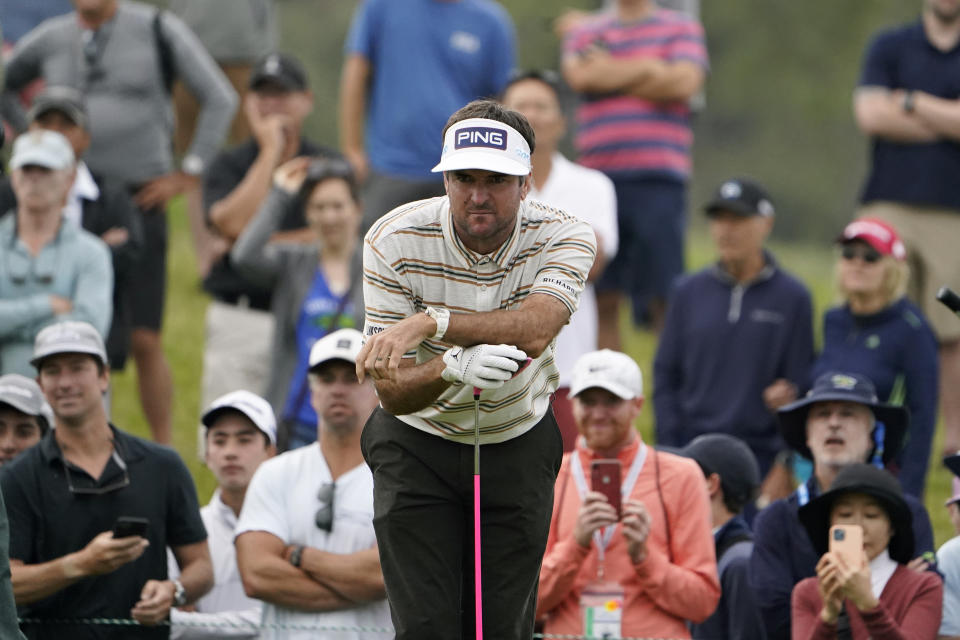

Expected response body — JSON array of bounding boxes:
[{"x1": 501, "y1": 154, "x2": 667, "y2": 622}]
[
  {"x1": 528, "y1": 153, "x2": 618, "y2": 387},
  {"x1": 234, "y1": 443, "x2": 391, "y2": 640},
  {"x1": 363, "y1": 195, "x2": 596, "y2": 443},
  {"x1": 168, "y1": 490, "x2": 262, "y2": 639}
]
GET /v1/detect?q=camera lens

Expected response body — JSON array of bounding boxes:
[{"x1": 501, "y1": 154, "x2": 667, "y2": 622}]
[{"x1": 833, "y1": 529, "x2": 845, "y2": 541}]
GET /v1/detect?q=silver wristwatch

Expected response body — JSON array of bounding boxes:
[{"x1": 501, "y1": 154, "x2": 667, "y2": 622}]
[
  {"x1": 425, "y1": 306, "x2": 450, "y2": 341},
  {"x1": 172, "y1": 578, "x2": 187, "y2": 607}
]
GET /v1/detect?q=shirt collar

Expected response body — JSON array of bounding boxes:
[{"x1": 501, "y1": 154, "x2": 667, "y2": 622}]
[
  {"x1": 40, "y1": 424, "x2": 145, "y2": 466},
  {"x1": 210, "y1": 488, "x2": 239, "y2": 529},
  {"x1": 72, "y1": 162, "x2": 100, "y2": 202},
  {"x1": 711, "y1": 249, "x2": 778, "y2": 286},
  {"x1": 870, "y1": 548, "x2": 898, "y2": 598},
  {"x1": 527, "y1": 152, "x2": 569, "y2": 199},
  {"x1": 574, "y1": 434, "x2": 641, "y2": 464}
]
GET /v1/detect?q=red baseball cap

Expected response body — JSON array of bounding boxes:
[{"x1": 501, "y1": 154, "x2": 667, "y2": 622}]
[{"x1": 837, "y1": 218, "x2": 906, "y2": 261}]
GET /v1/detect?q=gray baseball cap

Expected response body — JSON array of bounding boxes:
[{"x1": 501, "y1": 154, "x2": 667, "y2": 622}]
[
  {"x1": 31, "y1": 321, "x2": 108, "y2": 368},
  {"x1": 0, "y1": 374, "x2": 46, "y2": 417},
  {"x1": 28, "y1": 86, "x2": 89, "y2": 129}
]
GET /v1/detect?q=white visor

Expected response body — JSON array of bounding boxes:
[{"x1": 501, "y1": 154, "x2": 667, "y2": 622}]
[{"x1": 431, "y1": 118, "x2": 531, "y2": 176}]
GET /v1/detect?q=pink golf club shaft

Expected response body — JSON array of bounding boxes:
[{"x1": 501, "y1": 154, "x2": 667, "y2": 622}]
[{"x1": 473, "y1": 387, "x2": 483, "y2": 640}]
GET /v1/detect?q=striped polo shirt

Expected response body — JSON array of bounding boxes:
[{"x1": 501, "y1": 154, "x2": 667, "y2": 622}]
[
  {"x1": 363, "y1": 195, "x2": 597, "y2": 444},
  {"x1": 564, "y1": 9, "x2": 709, "y2": 180}
]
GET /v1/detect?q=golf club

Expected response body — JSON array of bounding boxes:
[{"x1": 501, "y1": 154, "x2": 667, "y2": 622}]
[
  {"x1": 938, "y1": 286, "x2": 960, "y2": 314},
  {"x1": 473, "y1": 385, "x2": 483, "y2": 640}
]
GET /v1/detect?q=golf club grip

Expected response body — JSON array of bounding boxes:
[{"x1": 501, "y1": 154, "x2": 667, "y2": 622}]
[{"x1": 938, "y1": 287, "x2": 960, "y2": 314}]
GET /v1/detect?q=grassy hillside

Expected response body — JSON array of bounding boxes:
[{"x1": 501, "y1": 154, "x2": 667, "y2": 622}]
[{"x1": 109, "y1": 200, "x2": 957, "y2": 546}]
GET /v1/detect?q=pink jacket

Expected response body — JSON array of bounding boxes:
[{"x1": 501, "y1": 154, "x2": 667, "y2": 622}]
[{"x1": 537, "y1": 438, "x2": 720, "y2": 638}]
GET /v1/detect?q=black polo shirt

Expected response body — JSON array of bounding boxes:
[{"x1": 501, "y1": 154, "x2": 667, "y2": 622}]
[
  {"x1": 1, "y1": 426, "x2": 207, "y2": 639},
  {"x1": 202, "y1": 137, "x2": 340, "y2": 310}
]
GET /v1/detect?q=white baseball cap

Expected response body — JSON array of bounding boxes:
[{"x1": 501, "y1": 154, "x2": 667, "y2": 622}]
[
  {"x1": 0, "y1": 374, "x2": 47, "y2": 418},
  {"x1": 309, "y1": 328, "x2": 363, "y2": 371},
  {"x1": 202, "y1": 390, "x2": 277, "y2": 446},
  {"x1": 431, "y1": 117, "x2": 531, "y2": 176},
  {"x1": 10, "y1": 130, "x2": 75, "y2": 171},
  {"x1": 569, "y1": 349, "x2": 644, "y2": 400},
  {"x1": 31, "y1": 321, "x2": 107, "y2": 368}
]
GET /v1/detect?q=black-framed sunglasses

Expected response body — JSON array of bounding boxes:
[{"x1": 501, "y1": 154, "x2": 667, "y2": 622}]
[
  {"x1": 315, "y1": 482, "x2": 336, "y2": 532},
  {"x1": 841, "y1": 244, "x2": 882, "y2": 264},
  {"x1": 64, "y1": 447, "x2": 130, "y2": 495}
]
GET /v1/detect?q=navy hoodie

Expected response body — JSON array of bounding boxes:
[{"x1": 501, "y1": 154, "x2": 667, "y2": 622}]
[
  {"x1": 691, "y1": 515, "x2": 765, "y2": 640},
  {"x1": 654, "y1": 253, "x2": 814, "y2": 474}
]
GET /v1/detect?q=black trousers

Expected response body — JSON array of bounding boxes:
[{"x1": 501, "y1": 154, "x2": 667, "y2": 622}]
[{"x1": 361, "y1": 408, "x2": 563, "y2": 640}]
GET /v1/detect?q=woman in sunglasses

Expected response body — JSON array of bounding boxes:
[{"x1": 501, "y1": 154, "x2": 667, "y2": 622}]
[
  {"x1": 231, "y1": 155, "x2": 364, "y2": 450},
  {"x1": 809, "y1": 218, "x2": 937, "y2": 498}
]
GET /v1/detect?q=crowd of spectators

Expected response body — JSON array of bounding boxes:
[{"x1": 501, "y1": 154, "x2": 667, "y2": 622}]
[{"x1": 0, "y1": 0, "x2": 957, "y2": 638}]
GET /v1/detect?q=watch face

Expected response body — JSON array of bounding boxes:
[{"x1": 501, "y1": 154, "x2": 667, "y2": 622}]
[{"x1": 182, "y1": 155, "x2": 204, "y2": 176}]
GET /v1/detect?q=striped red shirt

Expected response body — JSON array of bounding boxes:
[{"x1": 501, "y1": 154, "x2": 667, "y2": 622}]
[{"x1": 564, "y1": 9, "x2": 709, "y2": 179}]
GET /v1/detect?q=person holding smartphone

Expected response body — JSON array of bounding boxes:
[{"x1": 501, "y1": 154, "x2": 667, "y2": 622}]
[
  {"x1": 536, "y1": 349, "x2": 719, "y2": 639},
  {"x1": 0, "y1": 321, "x2": 212, "y2": 639},
  {"x1": 749, "y1": 371, "x2": 936, "y2": 640},
  {"x1": 791, "y1": 463, "x2": 942, "y2": 639}
]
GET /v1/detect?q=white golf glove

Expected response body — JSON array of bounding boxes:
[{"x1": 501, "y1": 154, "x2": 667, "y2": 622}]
[{"x1": 441, "y1": 344, "x2": 528, "y2": 390}]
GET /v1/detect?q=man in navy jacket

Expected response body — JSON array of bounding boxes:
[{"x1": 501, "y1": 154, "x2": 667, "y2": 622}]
[{"x1": 654, "y1": 177, "x2": 813, "y2": 500}]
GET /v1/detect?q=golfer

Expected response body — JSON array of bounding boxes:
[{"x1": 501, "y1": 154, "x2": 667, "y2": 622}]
[{"x1": 357, "y1": 99, "x2": 596, "y2": 639}]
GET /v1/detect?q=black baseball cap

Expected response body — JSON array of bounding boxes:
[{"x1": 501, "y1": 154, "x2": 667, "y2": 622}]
[
  {"x1": 249, "y1": 53, "x2": 308, "y2": 92},
  {"x1": 679, "y1": 434, "x2": 761, "y2": 507},
  {"x1": 778, "y1": 371, "x2": 908, "y2": 463},
  {"x1": 704, "y1": 177, "x2": 775, "y2": 217},
  {"x1": 28, "y1": 86, "x2": 88, "y2": 129}
]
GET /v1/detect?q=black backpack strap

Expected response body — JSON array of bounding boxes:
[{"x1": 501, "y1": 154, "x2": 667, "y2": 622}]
[{"x1": 152, "y1": 9, "x2": 175, "y2": 94}]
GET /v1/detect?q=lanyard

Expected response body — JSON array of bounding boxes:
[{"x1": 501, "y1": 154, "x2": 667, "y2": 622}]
[
  {"x1": 796, "y1": 481, "x2": 810, "y2": 506},
  {"x1": 570, "y1": 443, "x2": 647, "y2": 577}
]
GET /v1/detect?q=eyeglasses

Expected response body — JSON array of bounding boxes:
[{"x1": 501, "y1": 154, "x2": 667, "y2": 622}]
[
  {"x1": 315, "y1": 482, "x2": 335, "y2": 532},
  {"x1": 64, "y1": 447, "x2": 130, "y2": 495},
  {"x1": 841, "y1": 244, "x2": 882, "y2": 264}
]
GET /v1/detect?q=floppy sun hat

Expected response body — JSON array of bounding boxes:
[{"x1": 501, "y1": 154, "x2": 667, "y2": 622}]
[{"x1": 777, "y1": 372, "x2": 908, "y2": 463}]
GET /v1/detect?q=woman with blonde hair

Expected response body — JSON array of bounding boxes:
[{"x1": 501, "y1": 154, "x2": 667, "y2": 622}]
[{"x1": 809, "y1": 218, "x2": 937, "y2": 498}]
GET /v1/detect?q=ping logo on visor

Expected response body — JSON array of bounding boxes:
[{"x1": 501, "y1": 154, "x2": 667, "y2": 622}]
[{"x1": 454, "y1": 127, "x2": 508, "y2": 150}]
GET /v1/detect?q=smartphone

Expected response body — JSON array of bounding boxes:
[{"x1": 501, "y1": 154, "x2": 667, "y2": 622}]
[
  {"x1": 829, "y1": 524, "x2": 864, "y2": 569},
  {"x1": 112, "y1": 516, "x2": 149, "y2": 539},
  {"x1": 590, "y1": 459, "x2": 622, "y2": 518}
]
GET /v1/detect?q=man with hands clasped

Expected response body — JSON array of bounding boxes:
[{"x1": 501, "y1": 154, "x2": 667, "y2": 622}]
[{"x1": 536, "y1": 349, "x2": 720, "y2": 639}]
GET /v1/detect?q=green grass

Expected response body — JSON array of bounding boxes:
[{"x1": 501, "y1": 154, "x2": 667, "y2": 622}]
[{"x1": 111, "y1": 200, "x2": 956, "y2": 547}]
